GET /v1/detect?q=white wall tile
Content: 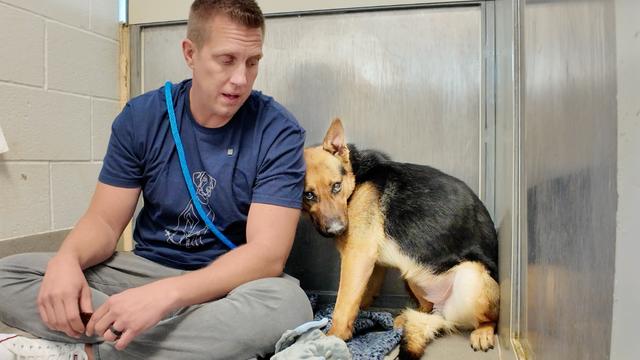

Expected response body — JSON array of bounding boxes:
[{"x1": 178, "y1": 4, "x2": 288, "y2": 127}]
[
  {"x1": 1, "y1": 0, "x2": 90, "y2": 30},
  {"x1": 48, "y1": 22, "x2": 118, "y2": 99},
  {"x1": 0, "y1": 4, "x2": 44, "y2": 86},
  {"x1": 0, "y1": 84, "x2": 91, "y2": 160},
  {"x1": 0, "y1": 163, "x2": 51, "y2": 238},
  {"x1": 0, "y1": 0, "x2": 120, "y2": 242},
  {"x1": 91, "y1": 0, "x2": 119, "y2": 39},
  {"x1": 51, "y1": 162, "x2": 101, "y2": 228}
]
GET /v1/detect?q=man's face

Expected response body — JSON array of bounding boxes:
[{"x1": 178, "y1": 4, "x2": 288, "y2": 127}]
[{"x1": 184, "y1": 14, "x2": 263, "y2": 124}]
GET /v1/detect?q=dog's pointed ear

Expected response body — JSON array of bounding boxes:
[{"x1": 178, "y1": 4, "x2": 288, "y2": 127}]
[{"x1": 322, "y1": 118, "x2": 347, "y2": 156}]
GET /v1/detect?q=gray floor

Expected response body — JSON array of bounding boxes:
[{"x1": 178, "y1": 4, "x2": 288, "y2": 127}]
[{"x1": 388, "y1": 332, "x2": 500, "y2": 360}]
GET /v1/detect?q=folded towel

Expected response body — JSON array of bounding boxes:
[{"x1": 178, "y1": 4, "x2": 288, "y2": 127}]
[{"x1": 271, "y1": 318, "x2": 352, "y2": 360}]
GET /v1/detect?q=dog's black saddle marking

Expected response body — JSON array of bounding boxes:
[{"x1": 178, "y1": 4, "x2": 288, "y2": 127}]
[{"x1": 348, "y1": 144, "x2": 499, "y2": 281}]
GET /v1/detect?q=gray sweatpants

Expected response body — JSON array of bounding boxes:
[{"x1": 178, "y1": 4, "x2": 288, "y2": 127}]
[{"x1": 0, "y1": 252, "x2": 313, "y2": 360}]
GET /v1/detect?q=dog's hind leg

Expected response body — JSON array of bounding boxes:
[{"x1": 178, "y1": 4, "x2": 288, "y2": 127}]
[
  {"x1": 440, "y1": 261, "x2": 500, "y2": 352},
  {"x1": 360, "y1": 264, "x2": 386, "y2": 309},
  {"x1": 395, "y1": 308, "x2": 454, "y2": 359},
  {"x1": 470, "y1": 322, "x2": 496, "y2": 352},
  {"x1": 469, "y1": 270, "x2": 499, "y2": 352}
]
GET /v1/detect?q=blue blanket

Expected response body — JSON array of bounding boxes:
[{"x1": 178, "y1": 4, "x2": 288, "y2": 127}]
[{"x1": 310, "y1": 296, "x2": 402, "y2": 360}]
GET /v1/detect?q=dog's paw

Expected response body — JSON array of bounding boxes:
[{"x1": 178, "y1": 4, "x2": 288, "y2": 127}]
[
  {"x1": 394, "y1": 313, "x2": 407, "y2": 329},
  {"x1": 327, "y1": 326, "x2": 353, "y2": 341},
  {"x1": 470, "y1": 326, "x2": 495, "y2": 352}
]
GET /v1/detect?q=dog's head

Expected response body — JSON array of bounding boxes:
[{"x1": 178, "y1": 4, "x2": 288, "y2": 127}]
[{"x1": 303, "y1": 118, "x2": 356, "y2": 238}]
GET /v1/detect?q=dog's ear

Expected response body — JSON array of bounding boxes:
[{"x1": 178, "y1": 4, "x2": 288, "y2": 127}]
[{"x1": 322, "y1": 118, "x2": 347, "y2": 156}]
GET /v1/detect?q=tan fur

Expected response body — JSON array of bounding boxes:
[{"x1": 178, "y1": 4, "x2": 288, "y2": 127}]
[
  {"x1": 361, "y1": 265, "x2": 386, "y2": 309},
  {"x1": 394, "y1": 308, "x2": 455, "y2": 357},
  {"x1": 329, "y1": 182, "x2": 384, "y2": 340},
  {"x1": 303, "y1": 118, "x2": 500, "y2": 355}
]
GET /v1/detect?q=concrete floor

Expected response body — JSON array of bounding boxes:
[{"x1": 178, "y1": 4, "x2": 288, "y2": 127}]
[{"x1": 385, "y1": 332, "x2": 500, "y2": 360}]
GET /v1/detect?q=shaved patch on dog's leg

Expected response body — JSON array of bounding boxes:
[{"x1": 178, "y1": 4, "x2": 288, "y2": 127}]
[
  {"x1": 361, "y1": 264, "x2": 386, "y2": 309},
  {"x1": 407, "y1": 280, "x2": 434, "y2": 313}
]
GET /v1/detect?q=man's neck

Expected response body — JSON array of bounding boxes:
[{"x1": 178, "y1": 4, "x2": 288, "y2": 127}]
[{"x1": 189, "y1": 88, "x2": 231, "y2": 128}]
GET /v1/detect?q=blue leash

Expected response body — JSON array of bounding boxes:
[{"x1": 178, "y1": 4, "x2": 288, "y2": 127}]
[{"x1": 164, "y1": 81, "x2": 236, "y2": 250}]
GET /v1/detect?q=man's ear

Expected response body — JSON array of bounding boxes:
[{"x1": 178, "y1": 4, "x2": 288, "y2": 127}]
[
  {"x1": 322, "y1": 118, "x2": 346, "y2": 156},
  {"x1": 182, "y1": 39, "x2": 196, "y2": 70}
]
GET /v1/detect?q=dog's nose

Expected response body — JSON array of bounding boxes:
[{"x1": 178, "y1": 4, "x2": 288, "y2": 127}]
[{"x1": 326, "y1": 219, "x2": 346, "y2": 236}]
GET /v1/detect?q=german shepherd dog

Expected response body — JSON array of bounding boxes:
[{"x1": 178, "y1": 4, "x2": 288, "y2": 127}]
[{"x1": 302, "y1": 119, "x2": 499, "y2": 358}]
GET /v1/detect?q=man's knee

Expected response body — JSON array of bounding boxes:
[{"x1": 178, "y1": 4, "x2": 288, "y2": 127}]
[
  {"x1": 224, "y1": 276, "x2": 312, "y2": 356},
  {"x1": 236, "y1": 276, "x2": 312, "y2": 323},
  {"x1": 0, "y1": 253, "x2": 50, "y2": 281},
  {"x1": 0, "y1": 253, "x2": 49, "y2": 301},
  {"x1": 274, "y1": 277, "x2": 313, "y2": 321}
]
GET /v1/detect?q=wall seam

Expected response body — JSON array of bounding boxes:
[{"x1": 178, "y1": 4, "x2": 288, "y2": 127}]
[{"x1": 49, "y1": 162, "x2": 54, "y2": 229}]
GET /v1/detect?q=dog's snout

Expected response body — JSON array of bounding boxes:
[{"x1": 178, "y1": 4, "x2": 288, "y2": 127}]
[{"x1": 326, "y1": 219, "x2": 346, "y2": 236}]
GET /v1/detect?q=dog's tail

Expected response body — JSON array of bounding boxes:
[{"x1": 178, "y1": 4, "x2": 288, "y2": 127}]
[{"x1": 395, "y1": 308, "x2": 455, "y2": 359}]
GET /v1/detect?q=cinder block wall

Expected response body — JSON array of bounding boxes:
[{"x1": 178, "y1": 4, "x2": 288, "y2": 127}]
[{"x1": 0, "y1": 0, "x2": 120, "y2": 242}]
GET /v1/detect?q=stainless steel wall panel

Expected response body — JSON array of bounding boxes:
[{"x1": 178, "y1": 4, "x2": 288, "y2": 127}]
[
  {"x1": 141, "y1": 24, "x2": 191, "y2": 92},
  {"x1": 521, "y1": 0, "x2": 617, "y2": 358},
  {"x1": 256, "y1": 7, "x2": 482, "y2": 192}
]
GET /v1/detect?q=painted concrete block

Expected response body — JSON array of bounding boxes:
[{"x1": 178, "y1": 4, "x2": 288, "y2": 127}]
[
  {"x1": 0, "y1": 163, "x2": 51, "y2": 239},
  {"x1": 92, "y1": 98, "x2": 121, "y2": 160},
  {"x1": 0, "y1": 4, "x2": 44, "y2": 86},
  {"x1": 0, "y1": 83, "x2": 91, "y2": 160},
  {"x1": 51, "y1": 162, "x2": 101, "y2": 228},
  {"x1": 1, "y1": 0, "x2": 90, "y2": 30},
  {"x1": 91, "y1": 0, "x2": 119, "y2": 39},
  {"x1": 48, "y1": 22, "x2": 118, "y2": 99}
]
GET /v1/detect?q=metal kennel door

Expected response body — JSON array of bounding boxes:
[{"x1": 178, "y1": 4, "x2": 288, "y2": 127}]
[{"x1": 134, "y1": 2, "x2": 493, "y2": 306}]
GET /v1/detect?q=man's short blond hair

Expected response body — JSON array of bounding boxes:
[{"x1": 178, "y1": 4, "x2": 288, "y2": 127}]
[{"x1": 187, "y1": 0, "x2": 265, "y2": 49}]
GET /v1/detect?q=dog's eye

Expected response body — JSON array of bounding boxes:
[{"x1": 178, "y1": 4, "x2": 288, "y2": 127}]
[
  {"x1": 332, "y1": 182, "x2": 342, "y2": 194},
  {"x1": 304, "y1": 192, "x2": 316, "y2": 201}
]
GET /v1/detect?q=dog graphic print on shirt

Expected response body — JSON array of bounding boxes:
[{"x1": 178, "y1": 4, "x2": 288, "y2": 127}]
[{"x1": 165, "y1": 171, "x2": 216, "y2": 248}]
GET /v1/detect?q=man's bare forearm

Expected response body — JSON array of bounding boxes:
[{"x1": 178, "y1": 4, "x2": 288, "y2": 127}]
[
  {"x1": 55, "y1": 183, "x2": 140, "y2": 269},
  {"x1": 56, "y1": 213, "x2": 122, "y2": 269}
]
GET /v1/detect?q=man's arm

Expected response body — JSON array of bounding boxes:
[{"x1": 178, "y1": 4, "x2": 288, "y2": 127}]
[
  {"x1": 38, "y1": 182, "x2": 140, "y2": 337},
  {"x1": 86, "y1": 202, "x2": 300, "y2": 349},
  {"x1": 165, "y1": 202, "x2": 300, "y2": 304},
  {"x1": 57, "y1": 182, "x2": 141, "y2": 268}
]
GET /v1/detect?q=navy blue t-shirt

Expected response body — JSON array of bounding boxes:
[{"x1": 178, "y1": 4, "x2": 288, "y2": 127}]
[{"x1": 99, "y1": 80, "x2": 306, "y2": 270}]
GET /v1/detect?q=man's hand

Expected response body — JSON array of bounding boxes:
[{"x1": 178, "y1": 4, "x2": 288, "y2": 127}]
[
  {"x1": 37, "y1": 254, "x2": 93, "y2": 338},
  {"x1": 85, "y1": 280, "x2": 176, "y2": 350}
]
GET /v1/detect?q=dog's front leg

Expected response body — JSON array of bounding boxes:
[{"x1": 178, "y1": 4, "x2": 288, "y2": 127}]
[
  {"x1": 361, "y1": 265, "x2": 386, "y2": 309},
  {"x1": 328, "y1": 243, "x2": 377, "y2": 340}
]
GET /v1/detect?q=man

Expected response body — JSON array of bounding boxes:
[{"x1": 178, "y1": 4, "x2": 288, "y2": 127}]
[{"x1": 0, "y1": 1, "x2": 312, "y2": 359}]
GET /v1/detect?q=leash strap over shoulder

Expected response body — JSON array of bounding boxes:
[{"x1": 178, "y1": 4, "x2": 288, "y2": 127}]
[{"x1": 164, "y1": 81, "x2": 237, "y2": 250}]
